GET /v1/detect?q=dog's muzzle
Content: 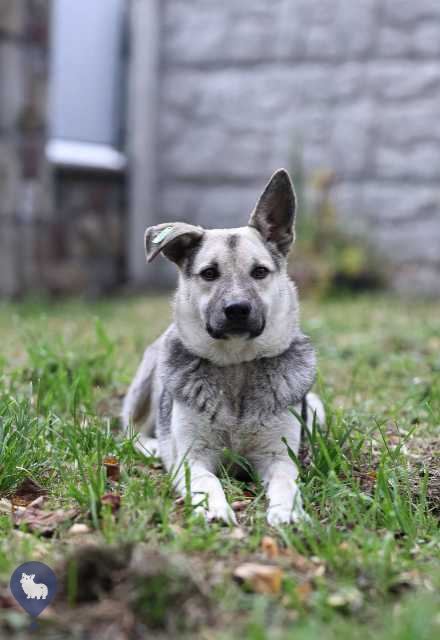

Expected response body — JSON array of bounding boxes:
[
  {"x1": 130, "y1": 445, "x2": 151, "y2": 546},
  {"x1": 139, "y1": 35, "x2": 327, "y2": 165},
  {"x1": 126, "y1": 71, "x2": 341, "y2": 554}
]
[{"x1": 206, "y1": 300, "x2": 265, "y2": 340}]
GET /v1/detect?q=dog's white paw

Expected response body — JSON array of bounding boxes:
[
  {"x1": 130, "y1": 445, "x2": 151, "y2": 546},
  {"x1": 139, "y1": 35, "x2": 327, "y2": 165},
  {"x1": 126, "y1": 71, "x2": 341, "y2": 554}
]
[
  {"x1": 135, "y1": 435, "x2": 159, "y2": 457},
  {"x1": 195, "y1": 502, "x2": 237, "y2": 526},
  {"x1": 267, "y1": 504, "x2": 311, "y2": 527}
]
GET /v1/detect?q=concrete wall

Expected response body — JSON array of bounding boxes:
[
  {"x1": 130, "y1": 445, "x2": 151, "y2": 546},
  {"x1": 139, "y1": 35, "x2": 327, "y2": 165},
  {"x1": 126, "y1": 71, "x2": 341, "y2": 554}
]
[{"x1": 158, "y1": 0, "x2": 440, "y2": 295}]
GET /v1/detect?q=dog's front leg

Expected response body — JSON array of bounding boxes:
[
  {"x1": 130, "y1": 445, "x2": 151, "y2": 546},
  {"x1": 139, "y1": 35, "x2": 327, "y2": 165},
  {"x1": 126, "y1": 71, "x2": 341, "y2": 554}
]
[
  {"x1": 254, "y1": 411, "x2": 310, "y2": 526},
  {"x1": 168, "y1": 402, "x2": 236, "y2": 525},
  {"x1": 262, "y1": 459, "x2": 308, "y2": 526},
  {"x1": 174, "y1": 460, "x2": 237, "y2": 525}
]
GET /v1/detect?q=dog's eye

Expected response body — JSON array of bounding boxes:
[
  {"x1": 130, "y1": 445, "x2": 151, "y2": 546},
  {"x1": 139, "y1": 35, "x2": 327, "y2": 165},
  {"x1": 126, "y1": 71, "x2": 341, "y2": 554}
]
[
  {"x1": 251, "y1": 266, "x2": 270, "y2": 279},
  {"x1": 200, "y1": 267, "x2": 219, "y2": 281}
]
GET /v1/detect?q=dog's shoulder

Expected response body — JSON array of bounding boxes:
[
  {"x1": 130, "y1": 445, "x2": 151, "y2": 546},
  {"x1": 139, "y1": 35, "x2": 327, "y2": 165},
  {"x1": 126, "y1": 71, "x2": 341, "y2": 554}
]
[
  {"x1": 236, "y1": 333, "x2": 317, "y2": 420},
  {"x1": 158, "y1": 328, "x2": 222, "y2": 422}
]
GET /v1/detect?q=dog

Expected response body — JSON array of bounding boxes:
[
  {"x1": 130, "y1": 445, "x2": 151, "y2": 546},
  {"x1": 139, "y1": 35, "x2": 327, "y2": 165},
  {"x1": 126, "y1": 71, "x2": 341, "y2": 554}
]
[
  {"x1": 122, "y1": 169, "x2": 324, "y2": 526},
  {"x1": 20, "y1": 573, "x2": 48, "y2": 600}
]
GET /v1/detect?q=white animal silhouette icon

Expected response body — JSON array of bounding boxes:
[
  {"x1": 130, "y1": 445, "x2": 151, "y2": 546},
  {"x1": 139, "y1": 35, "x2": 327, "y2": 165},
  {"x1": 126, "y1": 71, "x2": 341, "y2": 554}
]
[{"x1": 20, "y1": 573, "x2": 48, "y2": 600}]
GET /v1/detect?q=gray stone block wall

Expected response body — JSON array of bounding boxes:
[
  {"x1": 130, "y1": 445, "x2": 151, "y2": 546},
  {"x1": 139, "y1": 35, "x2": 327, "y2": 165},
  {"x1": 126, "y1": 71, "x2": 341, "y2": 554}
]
[
  {"x1": 0, "y1": 0, "x2": 56, "y2": 296},
  {"x1": 158, "y1": 0, "x2": 440, "y2": 294},
  {"x1": 0, "y1": 0, "x2": 126, "y2": 297},
  {"x1": 2, "y1": 0, "x2": 440, "y2": 296}
]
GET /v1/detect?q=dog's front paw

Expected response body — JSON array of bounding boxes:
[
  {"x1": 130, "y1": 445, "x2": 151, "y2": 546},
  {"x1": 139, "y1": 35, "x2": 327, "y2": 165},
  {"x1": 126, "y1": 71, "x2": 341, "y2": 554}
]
[
  {"x1": 195, "y1": 502, "x2": 237, "y2": 526},
  {"x1": 267, "y1": 504, "x2": 311, "y2": 527}
]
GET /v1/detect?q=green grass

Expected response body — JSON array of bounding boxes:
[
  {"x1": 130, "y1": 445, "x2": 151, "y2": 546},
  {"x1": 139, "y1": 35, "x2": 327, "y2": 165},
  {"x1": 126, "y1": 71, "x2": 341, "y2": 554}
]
[{"x1": 0, "y1": 293, "x2": 439, "y2": 639}]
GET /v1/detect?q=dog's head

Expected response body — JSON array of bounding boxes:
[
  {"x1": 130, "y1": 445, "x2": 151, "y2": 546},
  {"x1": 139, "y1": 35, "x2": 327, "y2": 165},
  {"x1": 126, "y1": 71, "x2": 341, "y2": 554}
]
[
  {"x1": 145, "y1": 169, "x2": 300, "y2": 364},
  {"x1": 21, "y1": 573, "x2": 34, "y2": 583}
]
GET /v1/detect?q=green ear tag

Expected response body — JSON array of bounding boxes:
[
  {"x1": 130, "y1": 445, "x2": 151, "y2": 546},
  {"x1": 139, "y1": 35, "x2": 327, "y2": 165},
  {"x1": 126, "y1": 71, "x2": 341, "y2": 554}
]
[{"x1": 152, "y1": 226, "x2": 174, "y2": 244}]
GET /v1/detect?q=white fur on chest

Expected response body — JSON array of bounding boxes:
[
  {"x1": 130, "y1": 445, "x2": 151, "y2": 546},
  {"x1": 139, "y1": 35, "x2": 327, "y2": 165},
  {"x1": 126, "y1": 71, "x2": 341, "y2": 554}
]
[{"x1": 166, "y1": 398, "x2": 300, "y2": 469}]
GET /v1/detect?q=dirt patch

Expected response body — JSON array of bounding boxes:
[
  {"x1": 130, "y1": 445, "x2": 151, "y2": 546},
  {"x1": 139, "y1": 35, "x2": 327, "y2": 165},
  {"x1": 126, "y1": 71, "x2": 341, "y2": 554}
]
[{"x1": 18, "y1": 543, "x2": 216, "y2": 639}]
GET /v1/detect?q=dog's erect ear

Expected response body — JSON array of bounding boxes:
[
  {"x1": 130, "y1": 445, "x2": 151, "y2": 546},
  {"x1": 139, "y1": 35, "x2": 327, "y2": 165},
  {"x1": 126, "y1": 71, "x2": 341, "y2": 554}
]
[
  {"x1": 248, "y1": 169, "x2": 296, "y2": 256},
  {"x1": 145, "y1": 222, "x2": 204, "y2": 265}
]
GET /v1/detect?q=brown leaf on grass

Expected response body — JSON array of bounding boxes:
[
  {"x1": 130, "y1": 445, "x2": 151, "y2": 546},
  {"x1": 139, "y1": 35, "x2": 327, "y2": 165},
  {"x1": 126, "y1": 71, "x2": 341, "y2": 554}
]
[
  {"x1": 295, "y1": 581, "x2": 314, "y2": 604},
  {"x1": 13, "y1": 495, "x2": 46, "y2": 513},
  {"x1": 11, "y1": 477, "x2": 48, "y2": 504},
  {"x1": 13, "y1": 500, "x2": 79, "y2": 537},
  {"x1": 10, "y1": 495, "x2": 30, "y2": 509},
  {"x1": 233, "y1": 563, "x2": 283, "y2": 594},
  {"x1": 261, "y1": 536, "x2": 280, "y2": 559},
  {"x1": 101, "y1": 493, "x2": 121, "y2": 513},
  {"x1": 103, "y1": 456, "x2": 120, "y2": 482},
  {"x1": 284, "y1": 550, "x2": 316, "y2": 574}
]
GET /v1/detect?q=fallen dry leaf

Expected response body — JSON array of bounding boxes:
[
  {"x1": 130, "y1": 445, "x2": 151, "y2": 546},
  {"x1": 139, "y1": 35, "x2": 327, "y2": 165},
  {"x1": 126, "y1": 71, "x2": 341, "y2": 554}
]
[
  {"x1": 103, "y1": 456, "x2": 120, "y2": 482},
  {"x1": 233, "y1": 563, "x2": 283, "y2": 594},
  {"x1": 10, "y1": 495, "x2": 29, "y2": 509},
  {"x1": 12, "y1": 495, "x2": 46, "y2": 513},
  {"x1": 11, "y1": 477, "x2": 48, "y2": 504},
  {"x1": 285, "y1": 550, "x2": 315, "y2": 574},
  {"x1": 101, "y1": 493, "x2": 121, "y2": 513},
  {"x1": 295, "y1": 581, "x2": 314, "y2": 604},
  {"x1": 13, "y1": 500, "x2": 78, "y2": 536},
  {"x1": 261, "y1": 536, "x2": 280, "y2": 559}
]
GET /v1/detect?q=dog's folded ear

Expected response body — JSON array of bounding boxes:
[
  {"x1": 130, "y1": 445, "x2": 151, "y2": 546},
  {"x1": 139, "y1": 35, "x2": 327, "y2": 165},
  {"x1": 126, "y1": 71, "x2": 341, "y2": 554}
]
[
  {"x1": 248, "y1": 169, "x2": 296, "y2": 256},
  {"x1": 145, "y1": 222, "x2": 204, "y2": 265}
]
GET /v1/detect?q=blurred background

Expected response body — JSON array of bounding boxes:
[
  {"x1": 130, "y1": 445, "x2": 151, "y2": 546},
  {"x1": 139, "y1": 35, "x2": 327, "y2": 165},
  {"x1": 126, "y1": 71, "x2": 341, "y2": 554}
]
[{"x1": 1, "y1": 0, "x2": 439, "y2": 298}]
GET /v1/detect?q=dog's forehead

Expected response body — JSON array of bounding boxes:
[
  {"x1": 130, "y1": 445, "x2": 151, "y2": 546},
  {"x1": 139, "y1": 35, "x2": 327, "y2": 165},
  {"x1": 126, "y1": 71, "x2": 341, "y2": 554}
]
[{"x1": 196, "y1": 227, "x2": 272, "y2": 266}]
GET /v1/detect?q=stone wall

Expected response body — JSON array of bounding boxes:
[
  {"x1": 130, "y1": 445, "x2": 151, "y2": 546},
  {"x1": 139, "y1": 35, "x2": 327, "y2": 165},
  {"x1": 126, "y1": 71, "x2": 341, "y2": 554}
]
[
  {"x1": 43, "y1": 173, "x2": 126, "y2": 295},
  {"x1": 0, "y1": 0, "x2": 50, "y2": 296},
  {"x1": 2, "y1": 0, "x2": 439, "y2": 296},
  {"x1": 158, "y1": 0, "x2": 440, "y2": 295},
  {"x1": 0, "y1": 0, "x2": 126, "y2": 297}
]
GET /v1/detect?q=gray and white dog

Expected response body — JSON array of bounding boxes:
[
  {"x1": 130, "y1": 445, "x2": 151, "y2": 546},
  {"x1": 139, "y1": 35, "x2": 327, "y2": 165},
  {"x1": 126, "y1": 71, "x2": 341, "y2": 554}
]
[{"x1": 122, "y1": 169, "x2": 324, "y2": 526}]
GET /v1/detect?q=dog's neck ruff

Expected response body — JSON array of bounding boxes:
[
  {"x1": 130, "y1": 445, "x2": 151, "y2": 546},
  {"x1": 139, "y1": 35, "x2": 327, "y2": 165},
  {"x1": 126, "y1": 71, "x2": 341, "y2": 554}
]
[{"x1": 163, "y1": 330, "x2": 316, "y2": 423}]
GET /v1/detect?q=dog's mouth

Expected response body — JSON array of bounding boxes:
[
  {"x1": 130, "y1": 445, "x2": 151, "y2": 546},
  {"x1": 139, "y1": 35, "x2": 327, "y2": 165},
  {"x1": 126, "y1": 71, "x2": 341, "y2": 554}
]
[{"x1": 206, "y1": 319, "x2": 265, "y2": 341}]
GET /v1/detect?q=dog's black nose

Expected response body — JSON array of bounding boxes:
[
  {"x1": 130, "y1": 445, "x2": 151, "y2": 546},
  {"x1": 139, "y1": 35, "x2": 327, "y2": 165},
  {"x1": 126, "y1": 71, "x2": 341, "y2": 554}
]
[{"x1": 224, "y1": 301, "x2": 251, "y2": 322}]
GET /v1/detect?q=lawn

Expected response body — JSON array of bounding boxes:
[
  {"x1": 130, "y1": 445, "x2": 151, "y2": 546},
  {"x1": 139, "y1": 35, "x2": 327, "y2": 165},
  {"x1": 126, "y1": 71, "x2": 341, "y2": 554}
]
[{"x1": 0, "y1": 293, "x2": 439, "y2": 639}]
